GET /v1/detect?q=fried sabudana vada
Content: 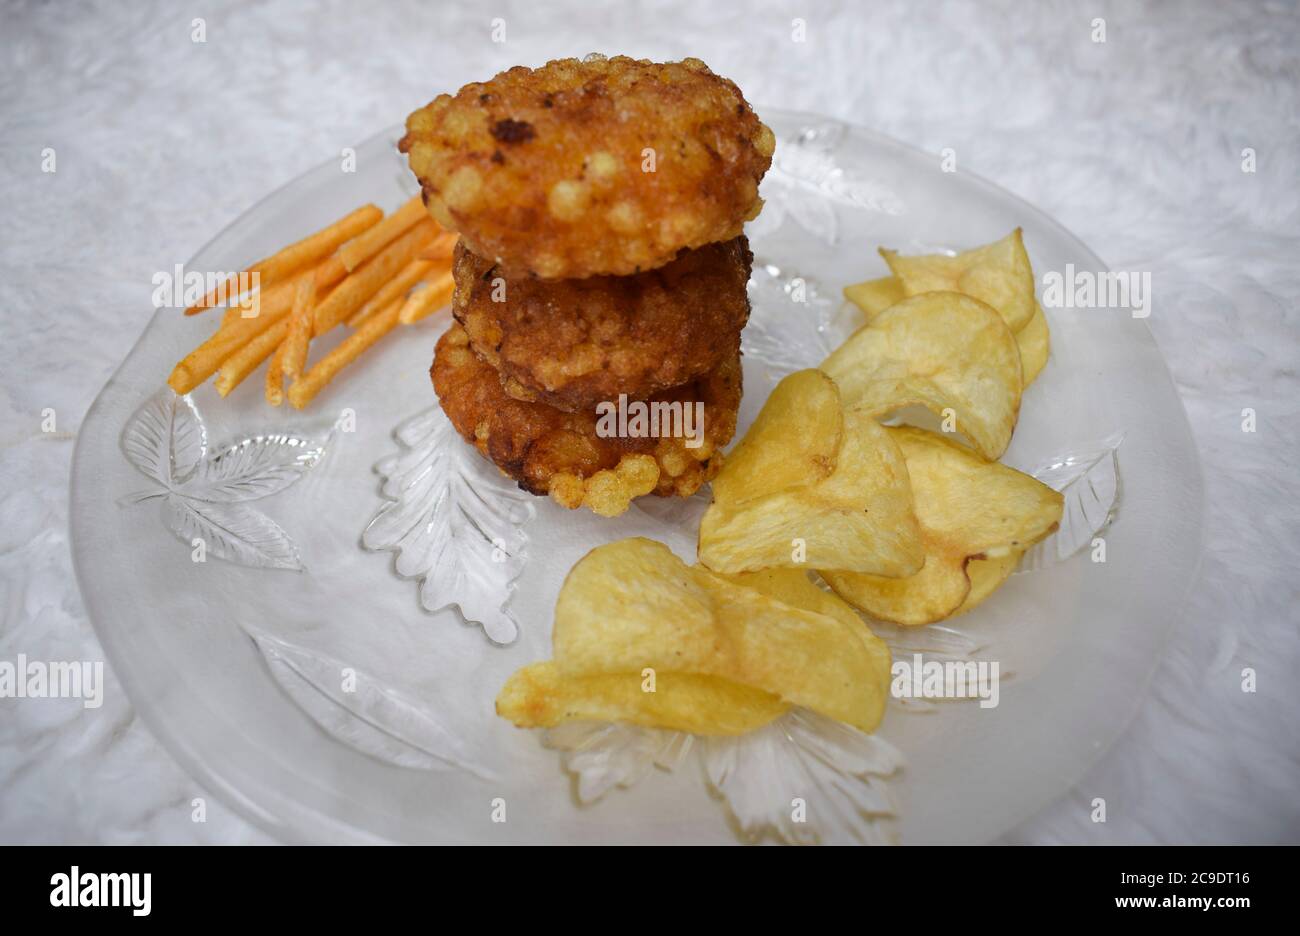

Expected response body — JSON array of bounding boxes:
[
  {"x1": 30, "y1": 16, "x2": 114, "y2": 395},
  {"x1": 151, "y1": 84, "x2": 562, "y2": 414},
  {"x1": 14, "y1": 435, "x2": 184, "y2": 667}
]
[
  {"x1": 433, "y1": 323, "x2": 741, "y2": 516},
  {"x1": 400, "y1": 55, "x2": 774, "y2": 280},
  {"x1": 452, "y1": 236, "x2": 752, "y2": 413}
]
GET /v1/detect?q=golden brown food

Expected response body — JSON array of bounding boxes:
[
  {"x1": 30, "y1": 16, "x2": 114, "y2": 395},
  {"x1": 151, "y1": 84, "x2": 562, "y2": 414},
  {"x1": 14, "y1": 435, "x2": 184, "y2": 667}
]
[
  {"x1": 452, "y1": 236, "x2": 752, "y2": 412},
  {"x1": 400, "y1": 55, "x2": 775, "y2": 279},
  {"x1": 432, "y1": 323, "x2": 741, "y2": 515}
]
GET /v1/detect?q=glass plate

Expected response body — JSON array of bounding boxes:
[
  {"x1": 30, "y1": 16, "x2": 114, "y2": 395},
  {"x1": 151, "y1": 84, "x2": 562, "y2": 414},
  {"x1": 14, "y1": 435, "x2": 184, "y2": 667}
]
[{"x1": 70, "y1": 110, "x2": 1203, "y2": 844}]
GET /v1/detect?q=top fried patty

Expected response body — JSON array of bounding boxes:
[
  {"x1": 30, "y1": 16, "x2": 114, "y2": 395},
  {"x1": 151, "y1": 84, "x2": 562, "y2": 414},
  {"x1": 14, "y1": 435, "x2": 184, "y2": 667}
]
[
  {"x1": 399, "y1": 55, "x2": 774, "y2": 280},
  {"x1": 452, "y1": 235, "x2": 752, "y2": 413}
]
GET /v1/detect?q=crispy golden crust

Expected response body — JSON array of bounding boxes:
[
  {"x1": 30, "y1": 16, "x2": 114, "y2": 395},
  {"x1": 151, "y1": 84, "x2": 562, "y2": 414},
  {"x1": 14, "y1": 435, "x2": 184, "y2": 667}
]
[
  {"x1": 452, "y1": 236, "x2": 752, "y2": 413},
  {"x1": 400, "y1": 55, "x2": 774, "y2": 280},
  {"x1": 432, "y1": 323, "x2": 741, "y2": 516}
]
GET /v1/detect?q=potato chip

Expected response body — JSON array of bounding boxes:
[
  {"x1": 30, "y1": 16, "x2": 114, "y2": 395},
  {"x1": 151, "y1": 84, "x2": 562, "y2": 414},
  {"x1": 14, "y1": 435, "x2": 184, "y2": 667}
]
[
  {"x1": 820, "y1": 291, "x2": 1023, "y2": 459},
  {"x1": 846, "y1": 275, "x2": 1048, "y2": 389},
  {"x1": 822, "y1": 428, "x2": 1062, "y2": 626},
  {"x1": 843, "y1": 275, "x2": 905, "y2": 319},
  {"x1": 710, "y1": 369, "x2": 841, "y2": 506},
  {"x1": 719, "y1": 567, "x2": 892, "y2": 724},
  {"x1": 550, "y1": 538, "x2": 892, "y2": 732},
  {"x1": 952, "y1": 548, "x2": 1024, "y2": 617},
  {"x1": 699, "y1": 403, "x2": 924, "y2": 575},
  {"x1": 881, "y1": 229, "x2": 1035, "y2": 332},
  {"x1": 1016, "y1": 302, "x2": 1050, "y2": 386},
  {"x1": 496, "y1": 662, "x2": 788, "y2": 735}
]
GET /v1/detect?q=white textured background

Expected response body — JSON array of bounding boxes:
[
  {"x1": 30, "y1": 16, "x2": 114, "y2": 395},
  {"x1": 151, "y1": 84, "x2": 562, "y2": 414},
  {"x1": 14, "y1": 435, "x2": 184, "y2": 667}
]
[{"x1": 1, "y1": 0, "x2": 1297, "y2": 844}]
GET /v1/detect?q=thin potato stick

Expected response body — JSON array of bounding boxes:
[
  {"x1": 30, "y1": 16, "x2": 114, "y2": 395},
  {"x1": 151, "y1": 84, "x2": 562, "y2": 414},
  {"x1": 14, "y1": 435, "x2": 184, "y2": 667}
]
[
  {"x1": 265, "y1": 342, "x2": 287, "y2": 406},
  {"x1": 168, "y1": 298, "x2": 297, "y2": 394},
  {"x1": 310, "y1": 253, "x2": 350, "y2": 295},
  {"x1": 347, "y1": 258, "x2": 436, "y2": 328},
  {"x1": 289, "y1": 300, "x2": 402, "y2": 410},
  {"x1": 418, "y1": 232, "x2": 459, "y2": 262},
  {"x1": 313, "y1": 219, "x2": 437, "y2": 334},
  {"x1": 215, "y1": 319, "x2": 289, "y2": 397},
  {"x1": 336, "y1": 196, "x2": 429, "y2": 273},
  {"x1": 281, "y1": 272, "x2": 317, "y2": 381},
  {"x1": 218, "y1": 264, "x2": 316, "y2": 330},
  {"x1": 398, "y1": 269, "x2": 455, "y2": 324},
  {"x1": 185, "y1": 204, "x2": 382, "y2": 314}
]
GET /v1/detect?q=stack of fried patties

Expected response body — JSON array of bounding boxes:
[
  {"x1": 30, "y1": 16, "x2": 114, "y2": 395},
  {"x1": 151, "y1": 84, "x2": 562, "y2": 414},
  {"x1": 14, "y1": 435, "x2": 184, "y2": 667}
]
[{"x1": 400, "y1": 56, "x2": 774, "y2": 516}]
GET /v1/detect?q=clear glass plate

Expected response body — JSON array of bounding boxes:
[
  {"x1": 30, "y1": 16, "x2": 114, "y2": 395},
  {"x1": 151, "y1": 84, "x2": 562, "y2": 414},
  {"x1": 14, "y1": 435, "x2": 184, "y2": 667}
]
[{"x1": 70, "y1": 110, "x2": 1204, "y2": 844}]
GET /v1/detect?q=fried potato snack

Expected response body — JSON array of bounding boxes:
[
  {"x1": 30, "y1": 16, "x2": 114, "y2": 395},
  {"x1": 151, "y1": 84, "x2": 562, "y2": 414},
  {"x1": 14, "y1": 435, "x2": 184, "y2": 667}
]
[
  {"x1": 1016, "y1": 302, "x2": 1051, "y2": 386},
  {"x1": 496, "y1": 662, "x2": 788, "y2": 735},
  {"x1": 842, "y1": 275, "x2": 905, "y2": 319},
  {"x1": 539, "y1": 538, "x2": 889, "y2": 732},
  {"x1": 698, "y1": 370, "x2": 923, "y2": 575},
  {"x1": 844, "y1": 273, "x2": 1050, "y2": 388},
  {"x1": 820, "y1": 292, "x2": 1023, "y2": 459},
  {"x1": 821, "y1": 427, "x2": 1062, "y2": 626},
  {"x1": 952, "y1": 548, "x2": 1025, "y2": 617},
  {"x1": 880, "y1": 229, "x2": 1036, "y2": 332}
]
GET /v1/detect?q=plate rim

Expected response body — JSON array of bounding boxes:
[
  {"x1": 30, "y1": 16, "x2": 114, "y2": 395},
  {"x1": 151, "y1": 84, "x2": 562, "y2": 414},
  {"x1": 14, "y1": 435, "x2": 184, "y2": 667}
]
[{"x1": 68, "y1": 109, "x2": 1207, "y2": 844}]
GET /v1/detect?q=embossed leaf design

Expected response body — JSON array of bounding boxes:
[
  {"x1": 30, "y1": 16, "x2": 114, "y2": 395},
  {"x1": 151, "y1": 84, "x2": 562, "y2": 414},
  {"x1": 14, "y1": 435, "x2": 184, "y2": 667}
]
[
  {"x1": 363, "y1": 406, "x2": 534, "y2": 645},
  {"x1": 121, "y1": 388, "x2": 324, "y2": 571},
  {"x1": 181, "y1": 433, "x2": 325, "y2": 503},
  {"x1": 751, "y1": 122, "x2": 905, "y2": 245},
  {"x1": 248, "y1": 629, "x2": 488, "y2": 775},
  {"x1": 121, "y1": 390, "x2": 206, "y2": 486},
  {"x1": 1021, "y1": 433, "x2": 1123, "y2": 571},
  {"x1": 163, "y1": 495, "x2": 303, "y2": 570},
  {"x1": 544, "y1": 722, "x2": 694, "y2": 804},
  {"x1": 544, "y1": 710, "x2": 903, "y2": 845},
  {"x1": 872, "y1": 619, "x2": 1011, "y2": 713},
  {"x1": 701, "y1": 710, "x2": 904, "y2": 845},
  {"x1": 743, "y1": 262, "x2": 838, "y2": 377}
]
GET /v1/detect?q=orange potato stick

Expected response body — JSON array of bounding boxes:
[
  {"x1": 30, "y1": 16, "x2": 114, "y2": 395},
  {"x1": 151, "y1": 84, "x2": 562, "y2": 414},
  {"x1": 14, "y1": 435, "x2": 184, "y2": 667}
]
[
  {"x1": 346, "y1": 258, "x2": 437, "y2": 329},
  {"x1": 313, "y1": 219, "x2": 437, "y2": 334},
  {"x1": 418, "y1": 232, "x2": 459, "y2": 262},
  {"x1": 398, "y1": 269, "x2": 455, "y2": 324},
  {"x1": 281, "y1": 272, "x2": 318, "y2": 381},
  {"x1": 185, "y1": 204, "x2": 382, "y2": 314},
  {"x1": 336, "y1": 196, "x2": 429, "y2": 273},
  {"x1": 215, "y1": 319, "x2": 289, "y2": 397},
  {"x1": 311, "y1": 253, "x2": 350, "y2": 295},
  {"x1": 265, "y1": 341, "x2": 287, "y2": 406},
  {"x1": 289, "y1": 299, "x2": 403, "y2": 410},
  {"x1": 168, "y1": 298, "x2": 297, "y2": 395},
  {"x1": 218, "y1": 264, "x2": 316, "y2": 329}
]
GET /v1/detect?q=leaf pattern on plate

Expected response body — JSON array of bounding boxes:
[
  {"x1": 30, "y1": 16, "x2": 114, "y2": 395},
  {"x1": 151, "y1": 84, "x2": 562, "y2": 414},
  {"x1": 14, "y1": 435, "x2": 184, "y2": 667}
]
[
  {"x1": 181, "y1": 433, "x2": 324, "y2": 502},
  {"x1": 120, "y1": 387, "x2": 324, "y2": 570},
  {"x1": 703, "y1": 710, "x2": 904, "y2": 845},
  {"x1": 247, "y1": 628, "x2": 490, "y2": 776},
  {"x1": 543, "y1": 710, "x2": 903, "y2": 845},
  {"x1": 544, "y1": 722, "x2": 694, "y2": 804},
  {"x1": 363, "y1": 406, "x2": 535, "y2": 645},
  {"x1": 748, "y1": 122, "x2": 905, "y2": 245},
  {"x1": 743, "y1": 261, "x2": 838, "y2": 377},
  {"x1": 121, "y1": 390, "x2": 206, "y2": 486},
  {"x1": 1021, "y1": 433, "x2": 1124, "y2": 571},
  {"x1": 164, "y1": 495, "x2": 303, "y2": 570},
  {"x1": 873, "y1": 620, "x2": 1010, "y2": 713}
]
